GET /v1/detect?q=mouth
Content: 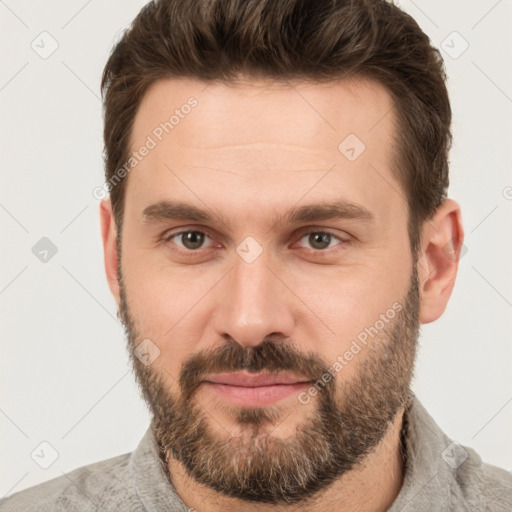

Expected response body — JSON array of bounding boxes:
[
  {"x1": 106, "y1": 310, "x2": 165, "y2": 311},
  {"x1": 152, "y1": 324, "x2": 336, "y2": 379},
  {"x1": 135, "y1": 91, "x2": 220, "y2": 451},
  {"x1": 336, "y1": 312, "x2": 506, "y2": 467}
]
[{"x1": 201, "y1": 371, "x2": 313, "y2": 407}]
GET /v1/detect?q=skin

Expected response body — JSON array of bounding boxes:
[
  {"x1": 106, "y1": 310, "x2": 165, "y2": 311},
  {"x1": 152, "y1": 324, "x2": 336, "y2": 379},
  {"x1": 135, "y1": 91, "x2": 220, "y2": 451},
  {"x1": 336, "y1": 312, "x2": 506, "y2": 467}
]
[{"x1": 100, "y1": 76, "x2": 464, "y2": 511}]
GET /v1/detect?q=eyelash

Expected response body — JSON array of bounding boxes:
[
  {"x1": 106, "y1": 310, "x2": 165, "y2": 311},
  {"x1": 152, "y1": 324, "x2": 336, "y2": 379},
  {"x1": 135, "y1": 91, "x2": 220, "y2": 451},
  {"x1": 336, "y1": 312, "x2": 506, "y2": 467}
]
[{"x1": 162, "y1": 228, "x2": 351, "y2": 255}]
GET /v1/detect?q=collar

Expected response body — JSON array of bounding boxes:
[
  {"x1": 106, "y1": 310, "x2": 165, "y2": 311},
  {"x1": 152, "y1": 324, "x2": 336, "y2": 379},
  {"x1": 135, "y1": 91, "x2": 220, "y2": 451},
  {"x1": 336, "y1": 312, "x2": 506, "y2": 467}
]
[
  {"x1": 388, "y1": 390, "x2": 476, "y2": 511},
  {"x1": 128, "y1": 417, "x2": 181, "y2": 511}
]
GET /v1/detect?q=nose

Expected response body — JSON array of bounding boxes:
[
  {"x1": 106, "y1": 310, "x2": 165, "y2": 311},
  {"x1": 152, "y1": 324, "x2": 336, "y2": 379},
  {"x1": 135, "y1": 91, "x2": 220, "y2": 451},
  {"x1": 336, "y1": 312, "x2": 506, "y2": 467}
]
[{"x1": 212, "y1": 250, "x2": 296, "y2": 348}]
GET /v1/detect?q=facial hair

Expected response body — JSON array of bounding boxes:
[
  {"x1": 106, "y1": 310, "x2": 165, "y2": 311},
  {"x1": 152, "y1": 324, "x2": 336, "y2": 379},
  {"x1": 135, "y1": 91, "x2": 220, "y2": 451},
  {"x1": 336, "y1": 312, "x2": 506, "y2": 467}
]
[{"x1": 118, "y1": 266, "x2": 420, "y2": 505}]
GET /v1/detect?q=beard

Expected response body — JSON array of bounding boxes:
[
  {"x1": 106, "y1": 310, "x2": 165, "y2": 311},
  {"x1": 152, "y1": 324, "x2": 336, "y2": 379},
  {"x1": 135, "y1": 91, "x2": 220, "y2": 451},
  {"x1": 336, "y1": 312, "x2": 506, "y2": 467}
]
[{"x1": 118, "y1": 265, "x2": 420, "y2": 505}]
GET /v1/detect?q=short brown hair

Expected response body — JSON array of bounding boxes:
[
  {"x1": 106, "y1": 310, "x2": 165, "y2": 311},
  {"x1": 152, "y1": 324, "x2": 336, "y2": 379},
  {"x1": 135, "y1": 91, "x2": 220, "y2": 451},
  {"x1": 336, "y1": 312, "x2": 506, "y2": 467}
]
[{"x1": 101, "y1": 0, "x2": 451, "y2": 252}]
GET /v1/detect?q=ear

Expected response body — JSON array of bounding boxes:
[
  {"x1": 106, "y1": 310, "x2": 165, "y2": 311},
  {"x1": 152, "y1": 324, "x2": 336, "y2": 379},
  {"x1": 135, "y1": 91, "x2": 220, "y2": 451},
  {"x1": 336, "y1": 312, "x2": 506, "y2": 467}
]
[
  {"x1": 99, "y1": 198, "x2": 121, "y2": 305},
  {"x1": 417, "y1": 199, "x2": 464, "y2": 324}
]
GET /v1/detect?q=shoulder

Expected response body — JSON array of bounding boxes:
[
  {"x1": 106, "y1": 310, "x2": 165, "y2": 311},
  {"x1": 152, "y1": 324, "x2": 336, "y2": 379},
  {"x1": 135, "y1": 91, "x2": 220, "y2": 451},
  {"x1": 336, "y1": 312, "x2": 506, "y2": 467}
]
[
  {"x1": 451, "y1": 444, "x2": 512, "y2": 511},
  {"x1": 0, "y1": 452, "x2": 142, "y2": 512},
  {"x1": 393, "y1": 393, "x2": 512, "y2": 512}
]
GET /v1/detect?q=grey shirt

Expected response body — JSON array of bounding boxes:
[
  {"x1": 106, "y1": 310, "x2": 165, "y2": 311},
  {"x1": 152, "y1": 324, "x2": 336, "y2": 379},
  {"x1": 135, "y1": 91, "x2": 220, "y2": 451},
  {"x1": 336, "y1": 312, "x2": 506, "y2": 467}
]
[{"x1": 1, "y1": 392, "x2": 511, "y2": 511}]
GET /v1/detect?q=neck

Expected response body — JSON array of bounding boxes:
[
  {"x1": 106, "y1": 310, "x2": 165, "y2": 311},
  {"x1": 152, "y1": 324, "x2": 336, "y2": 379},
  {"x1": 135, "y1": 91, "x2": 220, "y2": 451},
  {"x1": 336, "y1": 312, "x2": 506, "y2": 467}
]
[{"x1": 163, "y1": 406, "x2": 407, "y2": 512}]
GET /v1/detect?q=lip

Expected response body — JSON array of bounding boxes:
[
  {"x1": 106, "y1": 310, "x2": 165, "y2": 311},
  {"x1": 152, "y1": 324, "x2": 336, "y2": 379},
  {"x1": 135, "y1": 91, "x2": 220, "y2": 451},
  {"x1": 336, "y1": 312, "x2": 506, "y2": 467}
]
[
  {"x1": 201, "y1": 371, "x2": 313, "y2": 407},
  {"x1": 203, "y1": 371, "x2": 312, "y2": 387}
]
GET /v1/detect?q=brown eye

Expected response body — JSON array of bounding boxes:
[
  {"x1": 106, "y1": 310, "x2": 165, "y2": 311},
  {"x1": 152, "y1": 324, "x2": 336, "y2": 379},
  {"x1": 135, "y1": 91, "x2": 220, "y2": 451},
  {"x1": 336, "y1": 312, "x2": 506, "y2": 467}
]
[
  {"x1": 307, "y1": 232, "x2": 333, "y2": 250},
  {"x1": 167, "y1": 230, "x2": 210, "y2": 251},
  {"x1": 297, "y1": 231, "x2": 345, "y2": 251}
]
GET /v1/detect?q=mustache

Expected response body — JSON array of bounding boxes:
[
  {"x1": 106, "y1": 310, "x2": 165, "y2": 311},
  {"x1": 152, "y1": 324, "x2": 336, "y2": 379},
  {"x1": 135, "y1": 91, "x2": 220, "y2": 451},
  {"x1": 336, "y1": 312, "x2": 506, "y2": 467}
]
[{"x1": 179, "y1": 338, "x2": 331, "y2": 400}]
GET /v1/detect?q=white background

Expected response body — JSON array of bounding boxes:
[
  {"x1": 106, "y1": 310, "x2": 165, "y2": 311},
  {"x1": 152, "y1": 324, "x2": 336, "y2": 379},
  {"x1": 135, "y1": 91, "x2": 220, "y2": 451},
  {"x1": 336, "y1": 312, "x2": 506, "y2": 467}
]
[{"x1": 1, "y1": 0, "x2": 511, "y2": 497}]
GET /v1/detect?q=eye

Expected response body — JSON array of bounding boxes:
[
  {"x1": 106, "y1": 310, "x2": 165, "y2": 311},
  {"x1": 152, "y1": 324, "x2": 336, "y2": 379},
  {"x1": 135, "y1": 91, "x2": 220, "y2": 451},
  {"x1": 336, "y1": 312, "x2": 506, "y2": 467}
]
[
  {"x1": 295, "y1": 230, "x2": 348, "y2": 251},
  {"x1": 165, "y1": 230, "x2": 214, "y2": 251},
  {"x1": 162, "y1": 228, "x2": 350, "y2": 255}
]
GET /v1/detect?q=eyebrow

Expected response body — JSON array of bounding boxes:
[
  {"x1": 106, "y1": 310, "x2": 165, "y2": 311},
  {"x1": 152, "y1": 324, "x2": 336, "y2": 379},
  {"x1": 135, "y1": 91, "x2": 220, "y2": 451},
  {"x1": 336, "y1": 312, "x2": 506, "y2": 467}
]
[{"x1": 141, "y1": 199, "x2": 374, "y2": 229}]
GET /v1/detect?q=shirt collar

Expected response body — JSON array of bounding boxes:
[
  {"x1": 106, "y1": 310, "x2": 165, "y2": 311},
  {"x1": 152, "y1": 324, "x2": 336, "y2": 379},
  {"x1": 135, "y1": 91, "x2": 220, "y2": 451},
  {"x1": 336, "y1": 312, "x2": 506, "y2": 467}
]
[
  {"x1": 388, "y1": 390, "x2": 475, "y2": 511},
  {"x1": 128, "y1": 418, "x2": 182, "y2": 511}
]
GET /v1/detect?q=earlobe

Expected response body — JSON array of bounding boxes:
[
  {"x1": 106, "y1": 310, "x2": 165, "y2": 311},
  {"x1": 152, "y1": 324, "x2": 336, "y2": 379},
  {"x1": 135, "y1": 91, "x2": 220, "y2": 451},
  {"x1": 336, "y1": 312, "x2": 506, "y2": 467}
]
[
  {"x1": 99, "y1": 198, "x2": 121, "y2": 305},
  {"x1": 417, "y1": 199, "x2": 464, "y2": 324}
]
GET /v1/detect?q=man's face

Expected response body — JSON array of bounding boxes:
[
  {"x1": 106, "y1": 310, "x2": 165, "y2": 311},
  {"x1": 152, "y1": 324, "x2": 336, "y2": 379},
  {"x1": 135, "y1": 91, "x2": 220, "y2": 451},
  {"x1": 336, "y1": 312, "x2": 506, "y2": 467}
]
[{"x1": 116, "y1": 77, "x2": 420, "y2": 503}]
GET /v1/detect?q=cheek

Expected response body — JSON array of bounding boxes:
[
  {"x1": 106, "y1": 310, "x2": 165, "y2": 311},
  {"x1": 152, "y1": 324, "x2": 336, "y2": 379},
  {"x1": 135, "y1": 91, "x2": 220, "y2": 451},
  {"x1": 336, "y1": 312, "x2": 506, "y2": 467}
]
[
  {"x1": 287, "y1": 260, "x2": 409, "y2": 376},
  {"x1": 122, "y1": 255, "x2": 218, "y2": 379},
  {"x1": 122, "y1": 243, "x2": 202, "y2": 329}
]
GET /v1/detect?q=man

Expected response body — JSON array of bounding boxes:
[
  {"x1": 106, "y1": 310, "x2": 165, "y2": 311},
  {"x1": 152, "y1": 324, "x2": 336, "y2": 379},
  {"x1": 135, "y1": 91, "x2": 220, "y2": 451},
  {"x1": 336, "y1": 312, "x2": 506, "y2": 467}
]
[{"x1": 1, "y1": 0, "x2": 511, "y2": 510}]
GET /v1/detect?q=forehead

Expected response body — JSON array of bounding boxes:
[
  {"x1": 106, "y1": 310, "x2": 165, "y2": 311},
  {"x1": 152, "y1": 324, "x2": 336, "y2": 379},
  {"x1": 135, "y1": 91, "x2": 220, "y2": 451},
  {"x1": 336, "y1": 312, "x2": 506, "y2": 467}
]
[
  {"x1": 131, "y1": 76, "x2": 396, "y2": 152},
  {"x1": 124, "y1": 76, "x2": 405, "y2": 229}
]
